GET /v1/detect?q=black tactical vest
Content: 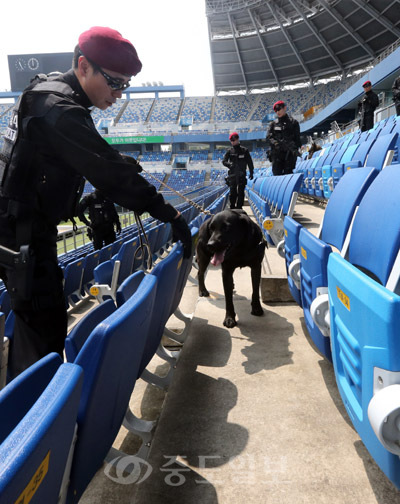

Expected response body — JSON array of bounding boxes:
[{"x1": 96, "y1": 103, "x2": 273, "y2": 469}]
[{"x1": 0, "y1": 76, "x2": 85, "y2": 221}]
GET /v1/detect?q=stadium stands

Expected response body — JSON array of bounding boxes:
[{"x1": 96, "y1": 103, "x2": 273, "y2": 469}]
[
  {"x1": 148, "y1": 97, "x2": 182, "y2": 123},
  {"x1": 181, "y1": 96, "x2": 212, "y2": 123}
]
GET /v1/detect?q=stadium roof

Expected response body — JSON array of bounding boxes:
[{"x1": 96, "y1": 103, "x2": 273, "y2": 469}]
[{"x1": 206, "y1": 0, "x2": 400, "y2": 93}]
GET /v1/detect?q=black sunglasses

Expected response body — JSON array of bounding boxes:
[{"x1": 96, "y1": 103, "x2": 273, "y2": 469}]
[
  {"x1": 230, "y1": 137, "x2": 239, "y2": 142},
  {"x1": 96, "y1": 67, "x2": 131, "y2": 91},
  {"x1": 274, "y1": 105, "x2": 285, "y2": 112},
  {"x1": 80, "y1": 50, "x2": 131, "y2": 91}
]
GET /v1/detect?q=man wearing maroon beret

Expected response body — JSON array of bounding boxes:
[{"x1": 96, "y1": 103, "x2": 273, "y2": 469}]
[
  {"x1": 0, "y1": 26, "x2": 192, "y2": 379},
  {"x1": 267, "y1": 101, "x2": 301, "y2": 176},
  {"x1": 357, "y1": 80, "x2": 379, "y2": 132}
]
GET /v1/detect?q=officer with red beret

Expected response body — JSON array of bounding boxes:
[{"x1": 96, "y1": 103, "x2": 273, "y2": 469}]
[
  {"x1": 267, "y1": 101, "x2": 301, "y2": 176},
  {"x1": 222, "y1": 132, "x2": 254, "y2": 209},
  {"x1": 0, "y1": 26, "x2": 192, "y2": 379},
  {"x1": 357, "y1": 80, "x2": 379, "y2": 132}
]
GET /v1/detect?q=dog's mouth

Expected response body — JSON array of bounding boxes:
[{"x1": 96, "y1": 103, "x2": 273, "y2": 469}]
[
  {"x1": 210, "y1": 249, "x2": 226, "y2": 266},
  {"x1": 210, "y1": 244, "x2": 231, "y2": 266}
]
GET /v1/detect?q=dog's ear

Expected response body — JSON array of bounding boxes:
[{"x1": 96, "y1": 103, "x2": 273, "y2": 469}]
[
  {"x1": 238, "y1": 213, "x2": 260, "y2": 245},
  {"x1": 200, "y1": 215, "x2": 213, "y2": 241}
]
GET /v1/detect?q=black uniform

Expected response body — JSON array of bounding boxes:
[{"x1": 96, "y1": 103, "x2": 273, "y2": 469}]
[
  {"x1": 0, "y1": 70, "x2": 181, "y2": 379},
  {"x1": 78, "y1": 190, "x2": 121, "y2": 250},
  {"x1": 222, "y1": 144, "x2": 254, "y2": 209},
  {"x1": 267, "y1": 114, "x2": 301, "y2": 176},
  {"x1": 392, "y1": 76, "x2": 400, "y2": 116},
  {"x1": 358, "y1": 89, "x2": 379, "y2": 132}
]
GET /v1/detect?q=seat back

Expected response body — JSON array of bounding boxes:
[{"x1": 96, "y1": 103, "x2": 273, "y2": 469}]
[
  {"x1": 364, "y1": 132, "x2": 398, "y2": 170},
  {"x1": 97, "y1": 244, "x2": 113, "y2": 263},
  {"x1": 67, "y1": 274, "x2": 157, "y2": 502},
  {"x1": 80, "y1": 250, "x2": 100, "y2": 295},
  {"x1": 138, "y1": 243, "x2": 184, "y2": 377},
  {"x1": 116, "y1": 236, "x2": 140, "y2": 285},
  {"x1": 63, "y1": 258, "x2": 84, "y2": 307},
  {"x1": 0, "y1": 354, "x2": 82, "y2": 504},
  {"x1": 348, "y1": 164, "x2": 400, "y2": 286},
  {"x1": 350, "y1": 136, "x2": 376, "y2": 165},
  {"x1": 320, "y1": 166, "x2": 380, "y2": 250},
  {"x1": 281, "y1": 173, "x2": 303, "y2": 215},
  {"x1": 65, "y1": 300, "x2": 117, "y2": 361}
]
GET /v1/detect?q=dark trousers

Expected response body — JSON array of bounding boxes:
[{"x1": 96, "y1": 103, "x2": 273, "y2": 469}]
[
  {"x1": 0, "y1": 213, "x2": 67, "y2": 380},
  {"x1": 272, "y1": 152, "x2": 297, "y2": 176},
  {"x1": 228, "y1": 179, "x2": 246, "y2": 209},
  {"x1": 360, "y1": 113, "x2": 374, "y2": 132},
  {"x1": 395, "y1": 102, "x2": 400, "y2": 116},
  {"x1": 92, "y1": 224, "x2": 116, "y2": 250}
]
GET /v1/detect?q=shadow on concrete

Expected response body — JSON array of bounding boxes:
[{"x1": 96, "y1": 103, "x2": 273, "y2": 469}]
[
  {"x1": 238, "y1": 303, "x2": 294, "y2": 374},
  {"x1": 124, "y1": 317, "x2": 248, "y2": 503},
  {"x1": 317, "y1": 357, "x2": 355, "y2": 431},
  {"x1": 300, "y1": 317, "x2": 329, "y2": 361},
  {"x1": 133, "y1": 464, "x2": 220, "y2": 504},
  {"x1": 354, "y1": 440, "x2": 400, "y2": 504}
]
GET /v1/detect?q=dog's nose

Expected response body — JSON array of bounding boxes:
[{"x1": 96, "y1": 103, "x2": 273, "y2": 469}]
[{"x1": 207, "y1": 239, "x2": 218, "y2": 250}]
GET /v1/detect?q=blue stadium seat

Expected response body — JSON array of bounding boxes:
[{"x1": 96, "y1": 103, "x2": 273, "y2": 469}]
[
  {"x1": 262, "y1": 174, "x2": 303, "y2": 246},
  {"x1": 92, "y1": 236, "x2": 140, "y2": 301},
  {"x1": 80, "y1": 250, "x2": 100, "y2": 296},
  {"x1": 66, "y1": 273, "x2": 157, "y2": 502},
  {"x1": 328, "y1": 164, "x2": 400, "y2": 488},
  {"x1": 0, "y1": 353, "x2": 82, "y2": 504},
  {"x1": 138, "y1": 243, "x2": 184, "y2": 388},
  {"x1": 63, "y1": 258, "x2": 85, "y2": 308},
  {"x1": 299, "y1": 166, "x2": 379, "y2": 360},
  {"x1": 65, "y1": 300, "x2": 117, "y2": 362},
  {"x1": 282, "y1": 216, "x2": 303, "y2": 306}
]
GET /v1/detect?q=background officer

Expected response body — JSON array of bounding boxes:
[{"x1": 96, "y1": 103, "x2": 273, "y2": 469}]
[
  {"x1": 392, "y1": 75, "x2": 400, "y2": 116},
  {"x1": 0, "y1": 26, "x2": 192, "y2": 379},
  {"x1": 222, "y1": 132, "x2": 254, "y2": 209},
  {"x1": 78, "y1": 189, "x2": 122, "y2": 250},
  {"x1": 358, "y1": 80, "x2": 379, "y2": 131},
  {"x1": 267, "y1": 101, "x2": 301, "y2": 176}
]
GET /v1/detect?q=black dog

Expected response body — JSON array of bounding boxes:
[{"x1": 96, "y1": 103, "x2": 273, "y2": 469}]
[{"x1": 196, "y1": 209, "x2": 266, "y2": 328}]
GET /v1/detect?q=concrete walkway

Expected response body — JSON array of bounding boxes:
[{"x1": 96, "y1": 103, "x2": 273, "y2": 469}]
[{"x1": 78, "y1": 199, "x2": 400, "y2": 504}]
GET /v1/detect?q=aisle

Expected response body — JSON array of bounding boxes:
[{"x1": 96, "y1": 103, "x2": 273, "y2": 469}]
[{"x1": 79, "y1": 202, "x2": 400, "y2": 504}]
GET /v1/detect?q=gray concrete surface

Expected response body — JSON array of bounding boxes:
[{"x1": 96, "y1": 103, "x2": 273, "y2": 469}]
[{"x1": 75, "y1": 199, "x2": 400, "y2": 504}]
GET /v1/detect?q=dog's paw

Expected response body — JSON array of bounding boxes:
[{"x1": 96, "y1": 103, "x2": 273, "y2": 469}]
[
  {"x1": 251, "y1": 304, "x2": 264, "y2": 316},
  {"x1": 199, "y1": 288, "x2": 210, "y2": 297},
  {"x1": 223, "y1": 316, "x2": 237, "y2": 328}
]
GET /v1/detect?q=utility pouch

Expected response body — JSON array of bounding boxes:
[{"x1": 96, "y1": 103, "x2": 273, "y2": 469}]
[{"x1": 0, "y1": 244, "x2": 35, "y2": 301}]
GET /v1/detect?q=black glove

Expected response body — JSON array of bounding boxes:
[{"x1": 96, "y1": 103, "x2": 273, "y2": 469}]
[
  {"x1": 171, "y1": 215, "x2": 192, "y2": 259},
  {"x1": 249, "y1": 173, "x2": 254, "y2": 180},
  {"x1": 87, "y1": 226, "x2": 93, "y2": 240},
  {"x1": 121, "y1": 154, "x2": 143, "y2": 173},
  {"x1": 116, "y1": 222, "x2": 122, "y2": 234}
]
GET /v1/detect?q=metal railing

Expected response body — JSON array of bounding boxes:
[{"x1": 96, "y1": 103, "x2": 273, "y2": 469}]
[
  {"x1": 56, "y1": 211, "x2": 137, "y2": 256},
  {"x1": 300, "y1": 38, "x2": 400, "y2": 123}
]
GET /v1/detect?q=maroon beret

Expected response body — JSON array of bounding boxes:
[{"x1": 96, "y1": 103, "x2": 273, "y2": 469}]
[
  {"x1": 229, "y1": 131, "x2": 239, "y2": 140},
  {"x1": 363, "y1": 80, "x2": 372, "y2": 87},
  {"x1": 273, "y1": 100, "x2": 286, "y2": 111},
  {"x1": 79, "y1": 26, "x2": 142, "y2": 76}
]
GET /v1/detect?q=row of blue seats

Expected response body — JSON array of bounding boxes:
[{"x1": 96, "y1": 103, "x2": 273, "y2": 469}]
[
  {"x1": 0, "y1": 189, "x2": 230, "y2": 503},
  {"x1": 0, "y1": 188, "x2": 228, "y2": 384},
  {"x1": 281, "y1": 162, "x2": 400, "y2": 488},
  {"x1": 246, "y1": 173, "x2": 303, "y2": 246},
  {"x1": 62, "y1": 188, "x2": 227, "y2": 308},
  {"x1": 295, "y1": 115, "x2": 400, "y2": 200}
]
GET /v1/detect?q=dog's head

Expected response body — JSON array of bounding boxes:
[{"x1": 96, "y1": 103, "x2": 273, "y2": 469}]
[{"x1": 204, "y1": 209, "x2": 259, "y2": 266}]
